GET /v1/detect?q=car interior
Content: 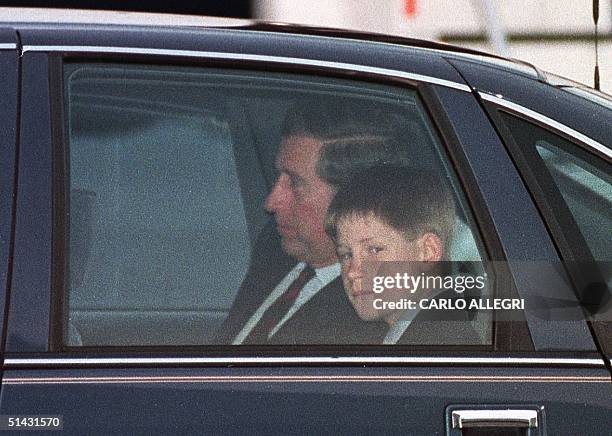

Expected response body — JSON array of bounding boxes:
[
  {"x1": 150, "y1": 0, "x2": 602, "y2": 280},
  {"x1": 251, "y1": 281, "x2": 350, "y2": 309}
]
[{"x1": 64, "y1": 64, "x2": 491, "y2": 347}]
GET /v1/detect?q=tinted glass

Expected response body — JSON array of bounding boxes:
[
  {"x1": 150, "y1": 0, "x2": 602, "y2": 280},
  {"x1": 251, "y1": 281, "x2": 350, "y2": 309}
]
[
  {"x1": 499, "y1": 113, "x2": 612, "y2": 323},
  {"x1": 63, "y1": 63, "x2": 490, "y2": 347},
  {"x1": 500, "y1": 114, "x2": 611, "y2": 262},
  {"x1": 537, "y1": 145, "x2": 611, "y2": 261}
]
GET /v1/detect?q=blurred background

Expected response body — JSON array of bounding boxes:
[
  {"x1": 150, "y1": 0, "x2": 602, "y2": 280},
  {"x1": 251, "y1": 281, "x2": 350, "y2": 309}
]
[
  {"x1": 258, "y1": 0, "x2": 612, "y2": 93},
  {"x1": 4, "y1": 0, "x2": 611, "y2": 93}
]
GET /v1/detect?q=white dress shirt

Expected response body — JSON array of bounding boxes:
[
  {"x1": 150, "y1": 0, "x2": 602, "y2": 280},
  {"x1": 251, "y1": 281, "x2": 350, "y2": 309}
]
[
  {"x1": 232, "y1": 262, "x2": 341, "y2": 344},
  {"x1": 382, "y1": 287, "x2": 448, "y2": 344},
  {"x1": 382, "y1": 309, "x2": 419, "y2": 345}
]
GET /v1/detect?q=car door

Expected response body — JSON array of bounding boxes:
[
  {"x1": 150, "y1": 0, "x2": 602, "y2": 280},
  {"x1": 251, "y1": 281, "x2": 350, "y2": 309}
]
[
  {"x1": 1, "y1": 24, "x2": 611, "y2": 435},
  {"x1": 473, "y1": 80, "x2": 612, "y2": 376},
  {"x1": 496, "y1": 109, "x2": 612, "y2": 370},
  {"x1": 0, "y1": 27, "x2": 19, "y2": 376},
  {"x1": 448, "y1": 57, "x2": 612, "y2": 367}
]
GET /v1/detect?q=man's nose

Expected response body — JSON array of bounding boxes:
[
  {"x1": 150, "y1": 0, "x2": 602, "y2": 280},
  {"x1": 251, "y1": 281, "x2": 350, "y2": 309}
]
[{"x1": 264, "y1": 175, "x2": 288, "y2": 213}]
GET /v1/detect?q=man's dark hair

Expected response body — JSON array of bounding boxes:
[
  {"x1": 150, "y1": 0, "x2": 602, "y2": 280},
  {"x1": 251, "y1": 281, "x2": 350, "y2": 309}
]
[
  {"x1": 325, "y1": 165, "x2": 456, "y2": 257},
  {"x1": 282, "y1": 101, "x2": 413, "y2": 189}
]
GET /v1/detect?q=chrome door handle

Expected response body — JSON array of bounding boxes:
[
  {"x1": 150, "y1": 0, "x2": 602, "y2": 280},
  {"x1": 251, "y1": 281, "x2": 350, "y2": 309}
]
[{"x1": 452, "y1": 409, "x2": 539, "y2": 429}]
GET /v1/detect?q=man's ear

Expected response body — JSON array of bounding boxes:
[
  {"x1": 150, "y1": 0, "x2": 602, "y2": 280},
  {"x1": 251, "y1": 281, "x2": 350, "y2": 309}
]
[{"x1": 418, "y1": 232, "x2": 444, "y2": 263}]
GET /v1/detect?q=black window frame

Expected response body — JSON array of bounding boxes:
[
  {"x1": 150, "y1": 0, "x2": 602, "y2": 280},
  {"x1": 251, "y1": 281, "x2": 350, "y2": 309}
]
[{"x1": 47, "y1": 50, "x2": 530, "y2": 356}]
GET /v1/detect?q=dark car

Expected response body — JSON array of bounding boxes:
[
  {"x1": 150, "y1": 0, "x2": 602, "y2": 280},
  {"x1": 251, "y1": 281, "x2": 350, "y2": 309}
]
[{"x1": 0, "y1": 7, "x2": 610, "y2": 435}]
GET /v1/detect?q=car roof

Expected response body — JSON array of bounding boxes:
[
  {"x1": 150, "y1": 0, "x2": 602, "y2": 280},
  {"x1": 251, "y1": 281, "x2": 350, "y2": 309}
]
[{"x1": 0, "y1": 7, "x2": 541, "y2": 79}]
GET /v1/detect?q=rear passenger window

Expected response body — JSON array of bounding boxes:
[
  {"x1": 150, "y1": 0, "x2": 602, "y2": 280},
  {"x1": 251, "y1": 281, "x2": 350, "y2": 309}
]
[
  {"x1": 62, "y1": 63, "x2": 491, "y2": 347},
  {"x1": 498, "y1": 114, "x2": 611, "y2": 319},
  {"x1": 499, "y1": 114, "x2": 611, "y2": 263},
  {"x1": 537, "y1": 145, "x2": 611, "y2": 261}
]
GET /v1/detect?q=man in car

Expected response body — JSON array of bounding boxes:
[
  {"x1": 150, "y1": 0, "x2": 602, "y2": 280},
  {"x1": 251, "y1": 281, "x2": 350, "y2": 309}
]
[{"x1": 216, "y1": 102, "x2": 411, "y2": 344}]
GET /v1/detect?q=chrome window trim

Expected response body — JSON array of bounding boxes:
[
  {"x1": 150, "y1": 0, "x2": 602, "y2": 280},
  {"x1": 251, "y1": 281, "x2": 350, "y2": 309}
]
[
  {"x1": 21, "y1": 44, "x2": 472, "y2": 92},
  {"x1": 0, "y1": 43, "x2": 16, "y2": 49},
  {"x1": 4, "y1": 375, "x2": 609, "y2": 384},
  {"x1": 479, "y1": 92, "x2": 612, "y2": 160},
  {"x1": 3, "y1": 357, "x2": 604, "y2": 367}
]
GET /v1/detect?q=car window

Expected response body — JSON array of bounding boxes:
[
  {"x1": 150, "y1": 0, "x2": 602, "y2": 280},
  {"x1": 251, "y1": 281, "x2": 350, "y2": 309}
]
[
  {"x1": 62, "y1": 63, "x2": 492, "y2": 347},
  {"x1": 498, "y1": 113, "x2": 612, "y2": 324},
  {"x1": 499, "y1": 114, "x2": 611, "y2": 263},
  {"x1": 536, "y1": 145, "x2": 611, "y2": 261}
]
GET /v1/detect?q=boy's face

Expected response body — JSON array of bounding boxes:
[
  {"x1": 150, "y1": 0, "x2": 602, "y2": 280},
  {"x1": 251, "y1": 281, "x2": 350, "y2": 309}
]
[{"x1": 335, "y1": 213, "x2": 443, "y2": 325}]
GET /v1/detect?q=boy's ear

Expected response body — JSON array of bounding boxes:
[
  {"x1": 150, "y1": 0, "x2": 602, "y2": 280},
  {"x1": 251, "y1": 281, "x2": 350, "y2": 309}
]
[{"x1": 419, "y1": 232, "x2": 444, "y2": 263}]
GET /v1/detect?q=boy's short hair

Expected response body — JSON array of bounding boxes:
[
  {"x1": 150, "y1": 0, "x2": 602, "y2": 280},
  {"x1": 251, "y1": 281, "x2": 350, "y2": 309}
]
[{"x1": 325, "y1": 165, "x2": 456, "y2": 257}]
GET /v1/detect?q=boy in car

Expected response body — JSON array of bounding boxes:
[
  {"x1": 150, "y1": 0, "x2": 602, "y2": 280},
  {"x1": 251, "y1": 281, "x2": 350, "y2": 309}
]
[{"x1": 325, "y1": 165, "x2": 479, "y2": 344}]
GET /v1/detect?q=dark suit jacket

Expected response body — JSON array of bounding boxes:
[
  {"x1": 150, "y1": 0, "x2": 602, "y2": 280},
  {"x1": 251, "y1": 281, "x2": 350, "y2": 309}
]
[
  {"x1": 395, "y1": 290, "x2": 482, "y2": 345},
  {"x1": 215, "y1": 223, "x2": 386, "y2": 345}
]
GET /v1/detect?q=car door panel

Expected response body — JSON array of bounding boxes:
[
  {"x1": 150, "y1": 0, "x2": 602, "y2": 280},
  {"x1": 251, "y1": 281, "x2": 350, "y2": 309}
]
[
  {"x1": 475, "y1": 93, "x2": 612, "y2": 376},
  {"x1": 1, "y1": 365, "x2": 610, "y2": 434}
]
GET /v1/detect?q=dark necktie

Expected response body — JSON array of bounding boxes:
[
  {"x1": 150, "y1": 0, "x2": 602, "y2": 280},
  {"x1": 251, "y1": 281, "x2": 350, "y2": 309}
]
[{"x1": 244, "y1": 266, "x2": 316, "y2": 344}]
